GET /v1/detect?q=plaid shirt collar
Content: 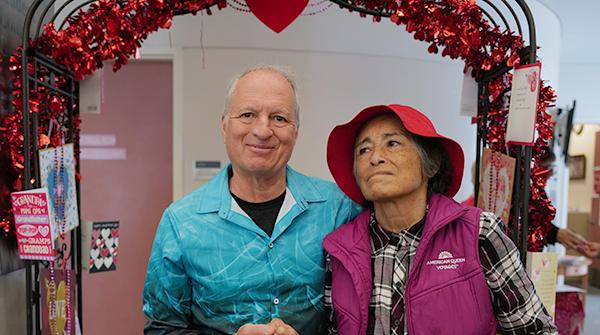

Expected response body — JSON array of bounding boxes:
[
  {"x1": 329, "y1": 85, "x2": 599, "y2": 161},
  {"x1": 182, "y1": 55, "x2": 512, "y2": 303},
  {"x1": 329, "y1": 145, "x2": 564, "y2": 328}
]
[{"x1": 369, "y1": 209, "x2": 427, "y2": 254}]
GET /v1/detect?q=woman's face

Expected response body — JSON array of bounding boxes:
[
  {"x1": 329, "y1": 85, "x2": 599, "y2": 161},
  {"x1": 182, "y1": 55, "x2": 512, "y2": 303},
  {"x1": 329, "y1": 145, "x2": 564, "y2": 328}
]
[{"x1": 353, "y1": 114, "x2": 428, "y2": 203}]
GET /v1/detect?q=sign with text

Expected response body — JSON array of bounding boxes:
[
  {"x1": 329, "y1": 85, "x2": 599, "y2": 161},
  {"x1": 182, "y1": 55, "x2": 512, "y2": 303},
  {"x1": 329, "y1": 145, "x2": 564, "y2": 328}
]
[
  {"x1": 11, "y1": 188, "x2": 56, "y2": 261},
  {"x1": 506, "y1": 63, "x2": 542, "y2": 145}
]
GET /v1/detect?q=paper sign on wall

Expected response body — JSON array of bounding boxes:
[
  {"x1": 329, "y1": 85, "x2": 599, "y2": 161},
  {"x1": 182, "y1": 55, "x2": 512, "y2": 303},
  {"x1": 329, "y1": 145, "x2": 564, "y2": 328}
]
[
  {"x1": 11, "y1": 188, "x2": 57, "y2": 261},
  {"x1": 193, "y1": 160, "x2": 221, "y2": 181},
  {"x1": 82, "y1": 220, "x2": 120, "y2": 273},
  {"x1": 506, "y1": 63, "x2": 542, "y2": 145}
]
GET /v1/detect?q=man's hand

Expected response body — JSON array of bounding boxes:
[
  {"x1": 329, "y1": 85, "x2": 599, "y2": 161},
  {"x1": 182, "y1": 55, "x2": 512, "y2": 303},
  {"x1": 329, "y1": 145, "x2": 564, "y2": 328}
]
[
  {"x1": 269, "y1": 318, "x2": 299, "y2": 335},
  {"x1": 234, "y1": 323, "x2": 276, "y2": 335},
  {"x1": 556, "y1": 228, "x2": 587, "y2": 250},
  {"x1": 233, "y1": 319, "x2": 298, "y2": 335}
]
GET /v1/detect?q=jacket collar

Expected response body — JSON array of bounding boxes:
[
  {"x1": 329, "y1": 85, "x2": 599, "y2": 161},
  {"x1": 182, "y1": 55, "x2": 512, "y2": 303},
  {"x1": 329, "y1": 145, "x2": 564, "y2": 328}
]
[{"x1": 195, "y1": 164, "x2": 326, "y2": 214}]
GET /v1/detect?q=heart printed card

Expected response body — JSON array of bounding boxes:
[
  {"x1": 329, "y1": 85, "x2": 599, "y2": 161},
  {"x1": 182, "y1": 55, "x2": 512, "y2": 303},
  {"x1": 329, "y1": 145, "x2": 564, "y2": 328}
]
[{"x1": 86, "y1": 221, "x2": 119, "y2": 273}]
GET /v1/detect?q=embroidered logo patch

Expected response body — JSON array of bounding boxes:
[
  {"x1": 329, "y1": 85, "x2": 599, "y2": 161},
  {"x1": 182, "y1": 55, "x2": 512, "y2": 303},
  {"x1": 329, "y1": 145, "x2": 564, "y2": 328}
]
[{"x1": 426, "y1": 250, "x2": 465, "y2": 270}]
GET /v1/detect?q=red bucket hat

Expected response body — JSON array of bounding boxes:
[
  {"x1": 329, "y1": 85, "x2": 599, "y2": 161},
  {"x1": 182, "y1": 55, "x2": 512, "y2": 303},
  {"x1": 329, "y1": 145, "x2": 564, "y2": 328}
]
[{"x1": 327, "y1": 104, "x2": 464, "y2": 204}]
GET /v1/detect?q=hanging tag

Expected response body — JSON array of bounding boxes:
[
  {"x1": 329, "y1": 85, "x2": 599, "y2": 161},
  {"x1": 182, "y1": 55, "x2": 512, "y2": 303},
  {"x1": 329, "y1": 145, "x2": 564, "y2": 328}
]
[{"x1": 506, "y1": 63, "x2": 542, "y2": 145}]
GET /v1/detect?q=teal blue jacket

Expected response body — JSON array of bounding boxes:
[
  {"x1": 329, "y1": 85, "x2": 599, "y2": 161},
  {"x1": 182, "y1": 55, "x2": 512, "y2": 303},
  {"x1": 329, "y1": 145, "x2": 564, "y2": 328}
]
[{"x1": 143, "y1": 165, "x2": 360, "y2": 334}]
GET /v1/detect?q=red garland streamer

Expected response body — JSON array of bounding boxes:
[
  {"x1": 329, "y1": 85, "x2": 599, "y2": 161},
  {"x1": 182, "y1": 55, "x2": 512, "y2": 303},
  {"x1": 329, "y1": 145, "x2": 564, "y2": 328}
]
[{"x1": 0, "y1": 0, "x2": 555, "y2": 251}]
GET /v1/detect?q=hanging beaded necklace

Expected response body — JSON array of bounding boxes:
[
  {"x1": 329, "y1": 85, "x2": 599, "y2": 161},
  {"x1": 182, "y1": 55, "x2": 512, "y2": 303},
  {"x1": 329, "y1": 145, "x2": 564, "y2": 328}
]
[{"x1": 487, "y1": 150, "x2": 501, "y2": 215}]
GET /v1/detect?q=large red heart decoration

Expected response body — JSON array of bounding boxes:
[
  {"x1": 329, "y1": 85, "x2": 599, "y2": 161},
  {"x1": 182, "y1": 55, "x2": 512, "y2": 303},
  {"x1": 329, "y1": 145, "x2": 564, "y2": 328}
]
[{"x1": 245, "y1": 0, "x2": 309, "y2": 33}]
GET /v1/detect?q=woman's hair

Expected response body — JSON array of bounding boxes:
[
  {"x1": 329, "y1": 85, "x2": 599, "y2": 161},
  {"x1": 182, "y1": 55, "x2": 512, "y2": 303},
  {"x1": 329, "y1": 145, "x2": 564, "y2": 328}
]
[{"x1": 411, "y1": 134, "x2": 452, "y2": 196}]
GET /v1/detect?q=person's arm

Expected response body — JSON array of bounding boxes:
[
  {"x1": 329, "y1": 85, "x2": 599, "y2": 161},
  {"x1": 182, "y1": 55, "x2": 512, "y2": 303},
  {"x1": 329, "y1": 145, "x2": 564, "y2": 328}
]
[
  {"x1": 143, "y1": 208, "x2": 199, "y2": 335},
  {"x1": 323, "y1": 253, "x2": 339, "y2": 335},
  {"x1": 556, "y1": 227, "x2": 587, "y2": 251},
  {"x1": 478, "y1": 212, "x2": 558, "y2": 335}
]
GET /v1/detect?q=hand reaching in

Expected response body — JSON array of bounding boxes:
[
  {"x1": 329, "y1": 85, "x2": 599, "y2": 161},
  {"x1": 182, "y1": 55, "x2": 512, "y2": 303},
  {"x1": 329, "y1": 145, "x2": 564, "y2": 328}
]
[
  {"x1": 556, "y1": 228, "x2": 587, "y2": 251},
  {"x1": 577, "y1": 241, "x2": 600, "y2": 259}
]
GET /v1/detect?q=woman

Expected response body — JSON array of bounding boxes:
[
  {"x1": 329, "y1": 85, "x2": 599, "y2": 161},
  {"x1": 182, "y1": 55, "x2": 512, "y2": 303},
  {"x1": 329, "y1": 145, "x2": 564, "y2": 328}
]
[{"x1": 323, "y1": 104, "x2": 557, "y2": 335}]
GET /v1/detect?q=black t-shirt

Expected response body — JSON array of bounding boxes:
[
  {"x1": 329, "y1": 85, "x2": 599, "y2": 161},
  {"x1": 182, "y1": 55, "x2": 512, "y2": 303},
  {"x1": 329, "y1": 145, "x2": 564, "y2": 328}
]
[{"x1": 231, "y1": 191, "x2": 286, "y2": 237}]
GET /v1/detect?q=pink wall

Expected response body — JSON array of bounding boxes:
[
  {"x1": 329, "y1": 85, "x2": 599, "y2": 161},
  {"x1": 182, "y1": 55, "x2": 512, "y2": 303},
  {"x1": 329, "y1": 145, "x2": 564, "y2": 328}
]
[{"x1": 80, "y1": 61, "x2": 172, "y2": 334}]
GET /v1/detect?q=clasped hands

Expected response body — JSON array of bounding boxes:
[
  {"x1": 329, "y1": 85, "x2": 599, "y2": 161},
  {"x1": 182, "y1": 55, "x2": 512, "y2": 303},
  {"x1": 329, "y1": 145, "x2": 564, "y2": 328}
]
[
  {"x1": 557, "y1": 228, "x2": 600, "y2": 258},
  {"x1": 234, "y1": 318, "x2": 299, "y2": 335}
]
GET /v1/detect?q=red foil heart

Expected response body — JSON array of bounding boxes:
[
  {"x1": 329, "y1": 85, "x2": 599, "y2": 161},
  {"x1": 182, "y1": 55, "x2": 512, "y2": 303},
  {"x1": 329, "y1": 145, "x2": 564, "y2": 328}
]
[{"x1": 245, "y1": 0, "x2": 308, "y2": 33}]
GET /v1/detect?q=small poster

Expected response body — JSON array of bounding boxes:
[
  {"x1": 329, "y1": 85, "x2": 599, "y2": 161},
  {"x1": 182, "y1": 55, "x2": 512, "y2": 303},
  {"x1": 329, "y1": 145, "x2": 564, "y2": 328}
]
[
  {"x1": 477, "y1": 148, "x2": 516, "y2": 224},
  {"x1": 39, "y1": 144, "x2": 79, "y2": 233},
  {"x1": 86, "y1": 221, "x2": 119, "y2": 273},
  {"x1": 526, "y1": 252, "x2": 558, "y2": 318},
  {"x1": 11, "y1": 188, "x2": 57, "y2": 261},
  {"x1": 506, "y1": 63, "x2": 542, "y2": 145},
  {"x1": 40, "y1": 268, "x2": 75, "y2": 335}
]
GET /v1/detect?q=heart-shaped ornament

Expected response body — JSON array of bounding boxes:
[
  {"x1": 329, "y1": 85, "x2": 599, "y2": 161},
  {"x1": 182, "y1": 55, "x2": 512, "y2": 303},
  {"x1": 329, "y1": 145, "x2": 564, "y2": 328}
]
[
  {"x1": 104, "y1": 255, "x2": 113, "y2": 268},
  {"x1": 245, "y1": 0, "x2": 308, "y2": 33},
  {"x1": 90, "y1": 248, "x2": 100, "y2": 260},
  {"x1": 91, "y1": 228, "x2": 100, "y2": 240},
  {"x1": 94, "y1": 258, "x2": 104, "y2": 269},
  {"x1": 38, "y1": 225, "x2": 49, "y2": 237}
]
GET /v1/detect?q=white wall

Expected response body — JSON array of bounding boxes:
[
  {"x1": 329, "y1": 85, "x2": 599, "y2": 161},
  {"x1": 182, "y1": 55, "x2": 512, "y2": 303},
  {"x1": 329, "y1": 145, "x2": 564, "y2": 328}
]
[
  {"x1": 568, "y1": 124, "x2": 600, "y2": 212},
  {"x1": 558, "y1": 64, "x2": 600, "y2": 124},
  {"x1": 175, "y1": 47, "x2": 476, "y2": 200}
]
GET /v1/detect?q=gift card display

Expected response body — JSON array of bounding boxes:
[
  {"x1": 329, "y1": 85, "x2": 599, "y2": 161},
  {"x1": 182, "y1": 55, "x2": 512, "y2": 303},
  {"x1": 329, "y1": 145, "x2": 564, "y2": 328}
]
[
  {"x1": 39, "y1": 144, "x2": 79, "y2": 234},
  {"x1": 11, "y1": 188, "x2": 57, "y2": 261}
]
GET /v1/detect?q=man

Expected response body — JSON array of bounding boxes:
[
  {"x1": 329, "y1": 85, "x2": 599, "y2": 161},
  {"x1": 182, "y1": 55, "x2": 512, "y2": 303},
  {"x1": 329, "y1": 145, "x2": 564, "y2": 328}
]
[{"x1": 143, "y1": 66, "x2": 359, "y2": 335}]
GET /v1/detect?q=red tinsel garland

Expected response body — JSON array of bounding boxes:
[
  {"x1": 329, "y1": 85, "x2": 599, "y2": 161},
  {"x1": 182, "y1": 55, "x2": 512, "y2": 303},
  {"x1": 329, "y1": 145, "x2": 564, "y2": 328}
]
[{"x1": 0, "y1": 0, "x2": 556, "y2": 251}]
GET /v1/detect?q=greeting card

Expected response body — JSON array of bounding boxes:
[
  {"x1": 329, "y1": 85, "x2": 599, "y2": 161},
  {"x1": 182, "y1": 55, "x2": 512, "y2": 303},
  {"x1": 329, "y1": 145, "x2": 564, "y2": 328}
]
[
  {"x1": 39, "y1": 144, "x2": 79, "y2": 234},
  {"x1": 477, "y1": 148, "x2": 516, "y2": 224},
  {"x1": 40, "y1": 268, "x2": 75, "y2": 335},
  {"x1": 526, "y1": 252, "x2": 558, "y2": 318},
  {"x1": 84, "y1": 221, "x2": 119, "y2": 273}
]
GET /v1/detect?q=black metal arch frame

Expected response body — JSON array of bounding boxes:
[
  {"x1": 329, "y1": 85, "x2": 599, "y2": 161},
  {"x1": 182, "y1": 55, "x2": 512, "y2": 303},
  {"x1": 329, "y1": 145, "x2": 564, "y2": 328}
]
[{"x1": 19, "y1": 1, "x2": 538, "y2": 334}]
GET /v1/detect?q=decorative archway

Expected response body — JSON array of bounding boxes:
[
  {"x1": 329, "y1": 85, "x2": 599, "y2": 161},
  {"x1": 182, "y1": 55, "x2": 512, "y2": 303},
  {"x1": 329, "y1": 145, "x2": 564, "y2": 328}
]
[{"x1": 0, "y1": 1, "x2": 556, "y2": 333}]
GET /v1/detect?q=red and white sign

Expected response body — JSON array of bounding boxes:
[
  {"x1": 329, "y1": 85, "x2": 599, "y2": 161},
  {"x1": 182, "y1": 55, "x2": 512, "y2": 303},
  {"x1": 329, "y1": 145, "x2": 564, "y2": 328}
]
[{"x1": 11, "y1": 188, "x2": 56, "y2": 261}]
